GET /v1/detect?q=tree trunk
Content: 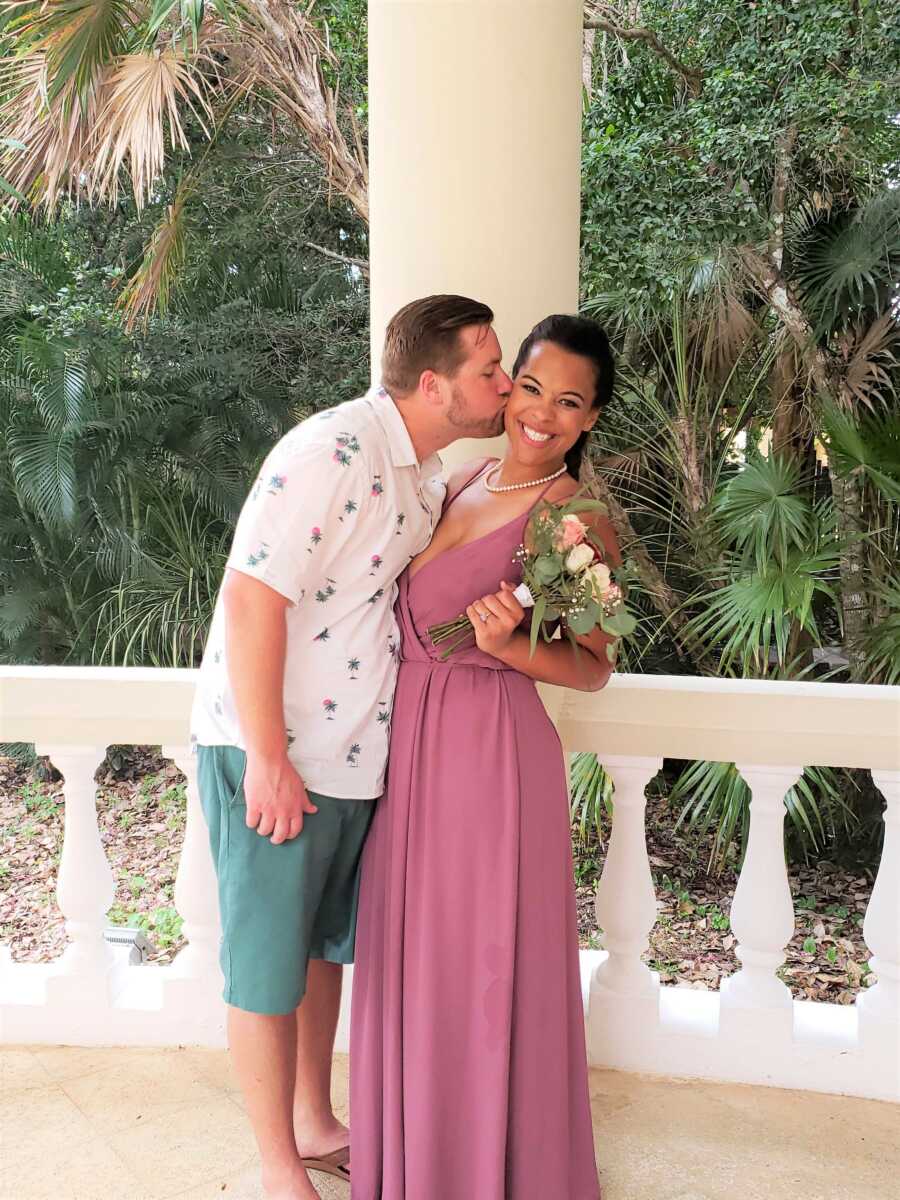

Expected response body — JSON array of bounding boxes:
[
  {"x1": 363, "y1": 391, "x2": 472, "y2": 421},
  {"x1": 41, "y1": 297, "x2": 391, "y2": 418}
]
[{"x1": 830, "y1": 469, "x2": 870, "y2": 681}]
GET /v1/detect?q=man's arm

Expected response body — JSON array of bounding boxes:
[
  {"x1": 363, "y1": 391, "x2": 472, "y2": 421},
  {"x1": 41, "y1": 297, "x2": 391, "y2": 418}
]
[{"x1": 221, "y1": 570, "x2": 318, "y2": 844}]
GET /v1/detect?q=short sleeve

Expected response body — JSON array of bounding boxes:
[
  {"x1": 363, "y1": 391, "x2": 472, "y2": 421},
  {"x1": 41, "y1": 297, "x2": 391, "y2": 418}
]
[{"x1": 226, "y1": 431, "x2": 369, "y2": 603}]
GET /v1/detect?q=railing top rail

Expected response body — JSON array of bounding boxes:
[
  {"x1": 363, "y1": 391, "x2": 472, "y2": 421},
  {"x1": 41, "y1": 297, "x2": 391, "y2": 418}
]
[{"x1": 1, "y1": 666, "x2": 898, "y2": 769}]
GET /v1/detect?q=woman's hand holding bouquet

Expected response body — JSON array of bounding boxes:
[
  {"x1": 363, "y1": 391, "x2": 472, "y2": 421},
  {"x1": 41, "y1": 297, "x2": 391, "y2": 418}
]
[{"x1": 428, "y1": 496, "x2": 638, "y2": 661}]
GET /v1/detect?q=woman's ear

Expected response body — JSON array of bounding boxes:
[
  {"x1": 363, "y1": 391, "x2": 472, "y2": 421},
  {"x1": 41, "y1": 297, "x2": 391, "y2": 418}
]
[{"x1": 582, "y1": 406, "x2": 601, "y2": 433}]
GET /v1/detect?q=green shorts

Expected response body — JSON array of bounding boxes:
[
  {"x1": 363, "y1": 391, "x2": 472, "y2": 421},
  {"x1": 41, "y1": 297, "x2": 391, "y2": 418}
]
[{"x1": 197, "y1": 744, "x2": 375, "y2": 1015}]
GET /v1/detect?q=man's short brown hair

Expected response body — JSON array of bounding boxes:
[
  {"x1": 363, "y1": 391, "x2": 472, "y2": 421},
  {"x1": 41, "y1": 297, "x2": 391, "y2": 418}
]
[{"x1": 381, "y1": 294, "x2": 494, "y2": 395}]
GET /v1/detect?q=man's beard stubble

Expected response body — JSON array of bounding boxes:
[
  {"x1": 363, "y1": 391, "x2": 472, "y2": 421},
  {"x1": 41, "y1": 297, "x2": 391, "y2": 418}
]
[{"x1": 446, "y1": 384, "x2": 506, "y2": 439}]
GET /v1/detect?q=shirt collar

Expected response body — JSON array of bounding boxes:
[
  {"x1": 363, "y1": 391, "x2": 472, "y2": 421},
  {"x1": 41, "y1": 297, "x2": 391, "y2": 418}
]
[{"x1": 370, "y1": 385, "x2": 430, "y2": 471}]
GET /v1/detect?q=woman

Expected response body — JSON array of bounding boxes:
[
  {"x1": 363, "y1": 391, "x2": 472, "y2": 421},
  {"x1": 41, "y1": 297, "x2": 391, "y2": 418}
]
[{"x1": 350, "y1": 315, "x2": 620, "y2": 1199}]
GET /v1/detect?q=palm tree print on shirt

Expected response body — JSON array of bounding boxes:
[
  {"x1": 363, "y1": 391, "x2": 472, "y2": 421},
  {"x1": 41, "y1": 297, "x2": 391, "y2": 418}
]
[
  {"x1": 246, "y1": 543, "x2": 270, "y2": 568},
  {"x1": 371, "y1": 476, "x2": 384, "y2": 497},
  {"x1": 323, "y1": 699, "x2": 338, "y2": 720},
  {"x1": 367, "y1": 588, "x2": 384, "y2": 605},
  {"x1": 395, "y1": 512, "x2": 406, "y2": 535},
  {"x1": 308, "y1": 527, "x2": 322, "y2": 553},
  {"x1": 315, "y1": 578, "x2": 337, "y2": 603},
  {"x1": 348, "y1": 658, "x2": 361, "y2": 679},
  {"x1": 339, "y1": 499, "x2": 358, "y2": 523},
  {"x1": 314, "y1": 628, "x2": 330, "y2": 642},
  {"x1": 333, "y1": 433, "x2": 361, "y2": 466},
  {"x1": 347, "y1": 743, "x2": 361, "y2": 767},
  {"x1": 267, "y1": 474, "x2": 287, "y2": 495},
  {"x1": 370, "y1": 554, "x2": 383, "y2": 574}
]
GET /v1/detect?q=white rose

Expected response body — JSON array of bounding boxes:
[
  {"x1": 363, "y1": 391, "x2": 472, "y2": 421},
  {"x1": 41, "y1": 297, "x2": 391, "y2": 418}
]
[
  {"x1": 588, "y1": 562, "x2": 612, "y2": 596},
  {"x1": 565, "y1": 543, "x2": 595, "y2": 574}
]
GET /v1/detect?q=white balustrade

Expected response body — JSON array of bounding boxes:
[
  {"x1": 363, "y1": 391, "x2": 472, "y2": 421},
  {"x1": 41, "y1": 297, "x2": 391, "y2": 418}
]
[
  {"x1": 719, "y1": 764, "x2": 803, "y2": 1027},
  {"x1": 35, "y1": 744, "x2": 114, "y2": 1007},
  {"x1": 2, "y1": 667, "x2": 899, "y2": 1097},
  {"x1": 591, "y1": 756, "x2": 663, "y2": 1000},
  {"x1": 161, "y1": 745, "x2": 222, "y2": 993},
  {"x1": 857, "y1": 771, "x2": 900, "y2": 1041}
]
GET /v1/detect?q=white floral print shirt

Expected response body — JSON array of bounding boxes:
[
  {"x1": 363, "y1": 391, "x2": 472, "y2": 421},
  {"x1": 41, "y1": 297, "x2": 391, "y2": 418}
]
[{"x1": 191, "y1": 388, "x2": 445, "y2": 799}]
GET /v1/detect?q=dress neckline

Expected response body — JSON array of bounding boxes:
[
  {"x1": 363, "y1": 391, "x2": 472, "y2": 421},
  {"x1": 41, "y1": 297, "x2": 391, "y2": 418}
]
[
  {"x1": 406, "y1": 506, "x2": 530, "y2": 587},
  {"x1": 407, "y1": 459, "x2": 568, "y2": 587}
]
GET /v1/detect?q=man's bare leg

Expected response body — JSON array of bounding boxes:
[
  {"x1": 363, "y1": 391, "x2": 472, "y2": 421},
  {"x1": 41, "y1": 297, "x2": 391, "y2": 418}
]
[
  {"x1": 228, "y1": 1006, "x2": 320, "y2": 1200},
  {"x1": 293, "y1": 959, "x2": 349, "y2": 1158}
]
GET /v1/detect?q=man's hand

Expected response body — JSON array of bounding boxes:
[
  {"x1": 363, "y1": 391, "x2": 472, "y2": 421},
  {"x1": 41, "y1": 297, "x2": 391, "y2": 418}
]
[
  {"x1": 243, "y1": 752, "x2": 318, "y2": 844},
  {"x1": 467, "y1": 580, "x2": 526, "y2": 658}
]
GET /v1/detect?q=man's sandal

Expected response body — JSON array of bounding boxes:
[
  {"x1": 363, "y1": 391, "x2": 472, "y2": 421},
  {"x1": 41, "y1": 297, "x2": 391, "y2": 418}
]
[{"x1": 302, "y1": 1146, "x2": 351, "y2": 1182}]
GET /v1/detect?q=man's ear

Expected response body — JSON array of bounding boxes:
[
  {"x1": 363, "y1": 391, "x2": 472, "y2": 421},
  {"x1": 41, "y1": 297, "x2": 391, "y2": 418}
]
[{"x1": 419, "y1": 369, "x2": 443, "y2": 406}]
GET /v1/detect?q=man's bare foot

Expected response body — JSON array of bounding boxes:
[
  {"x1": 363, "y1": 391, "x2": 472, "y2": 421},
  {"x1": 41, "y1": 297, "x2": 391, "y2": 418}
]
[
  {"x1": 295, "y1": 1114, "x2": 349, "y2": 1161},
  {"x1": 261, "y1": 1161, "x2": 321, "y2": 1200}
]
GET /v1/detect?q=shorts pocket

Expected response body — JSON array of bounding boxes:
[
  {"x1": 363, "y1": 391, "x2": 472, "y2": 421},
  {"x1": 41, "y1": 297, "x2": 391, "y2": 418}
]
[{"x1": 219, "y1": 746, "x2": 248, "y2": 808}]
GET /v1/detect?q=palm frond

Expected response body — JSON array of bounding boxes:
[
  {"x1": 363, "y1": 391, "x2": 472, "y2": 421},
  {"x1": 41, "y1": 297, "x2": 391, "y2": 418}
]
[
  {"x1": 670, "y1": 760, "x2": 857, "y2": 873},
  {"x1": 3, "y1": 0, "x2": 137, "y2": 103},
  {"x1": 835, "y1": 314, "x2": 899, "y2": 411},
  {"x1": 7, "y1": 422, "x2": 80, "y2": 525},
  {"x1": 569, "y1": 752, "x2": 613, "y2": 848},
  {"x1": 118, "y1": 184, "x2": 189, "y2": 325},
  {"x1": 712, "y1": 453, "x2": 815, "y2": 573},
  {"x1": 90, "y1": 48, "x2": 212, "y2": 207},
  {"x1": 792, "y1": 190, "x2": 900, "y2": 332},
  {"x1": 821, "y1": 402, "x2": 900, "y2": 504},
  {"x1": 683, "y1": 546, "x2": 839, "y2": 675},
  {"x1": 861, "y1": 575, "x2": 900, "y2": 685}
]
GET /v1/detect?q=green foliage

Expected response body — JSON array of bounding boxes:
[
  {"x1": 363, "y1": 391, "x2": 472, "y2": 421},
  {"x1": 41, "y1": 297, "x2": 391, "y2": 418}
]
[
  {"x1": 669, "y1": 759, "x2": 858, "y2": 872},
  {"x1": 581, "y1": 0, "x2": 900, "y2": 314},
  {"x1": 569, "y1": 752, "x2": 613, "y2": 848},
  {"x1": 861, "y1": 576, "x2": 900, "y2": 685},
  {"x1": 0, "y1": 111, "x2": 369, "y2": 666},
  {"x1": 821, "y1": 404, "x2": 900, "y2": 505}
]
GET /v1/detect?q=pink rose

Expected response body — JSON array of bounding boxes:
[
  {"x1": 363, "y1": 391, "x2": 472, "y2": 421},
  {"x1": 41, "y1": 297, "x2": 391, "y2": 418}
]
[{"x1": 557, "y1": 514, "x2": 588, "y2": 551}]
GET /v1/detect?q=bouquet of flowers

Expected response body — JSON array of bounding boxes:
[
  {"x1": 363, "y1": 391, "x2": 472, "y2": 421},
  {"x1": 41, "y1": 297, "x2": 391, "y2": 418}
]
[{"x1": 428, "y1": 496, "x2": 638, "y2": 660}]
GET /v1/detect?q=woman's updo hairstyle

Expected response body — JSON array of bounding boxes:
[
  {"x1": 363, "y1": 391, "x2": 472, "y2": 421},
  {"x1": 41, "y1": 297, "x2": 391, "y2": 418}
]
[{"x1": 512, "y1": 314, "x2": 615, "y2": 480}]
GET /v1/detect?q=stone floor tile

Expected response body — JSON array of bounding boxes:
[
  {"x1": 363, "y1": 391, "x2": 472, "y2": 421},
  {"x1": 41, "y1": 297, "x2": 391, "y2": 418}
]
[
  {"x1": 107, "y1": 1093, "x2": 257, "y2": 1199},
  {"x1": 30, "y1": 1044, "x2": 170, "y2": 1083},
  {"x1": 0, "y1": 1084, "x2": 95, "y2": 1171},
  {"x1": 0, "y1": 1047, "x2": 54, "y2": 1094},
  {"x1": 61, "y1": 1050, "x2": 221, "y2": 1135},
  {"x1": 0, "y1": 1133, "x2": 150, "y2": 1200}
]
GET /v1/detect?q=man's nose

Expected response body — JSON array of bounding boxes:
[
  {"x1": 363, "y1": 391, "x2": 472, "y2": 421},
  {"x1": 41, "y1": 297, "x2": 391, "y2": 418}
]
[{"x1": 497, "y1": 368, "x2": 513, "y2": 396}]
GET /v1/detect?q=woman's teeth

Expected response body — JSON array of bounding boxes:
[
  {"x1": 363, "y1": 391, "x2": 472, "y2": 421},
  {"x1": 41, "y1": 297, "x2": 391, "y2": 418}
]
[{"x1": 521, "y1": 422, "x2": 552, "y2": 444}]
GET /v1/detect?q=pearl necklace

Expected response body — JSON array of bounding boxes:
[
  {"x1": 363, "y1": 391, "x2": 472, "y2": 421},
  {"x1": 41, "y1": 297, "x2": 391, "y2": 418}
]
[{"x1": 484, "y1": 464, "x2": 567, "y2": 493}]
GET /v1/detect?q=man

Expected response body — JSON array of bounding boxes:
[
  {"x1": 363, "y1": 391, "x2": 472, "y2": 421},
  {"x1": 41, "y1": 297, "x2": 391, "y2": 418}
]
[{"x1": 191, "y1": 294, "x2": 512, "y2": 1200}]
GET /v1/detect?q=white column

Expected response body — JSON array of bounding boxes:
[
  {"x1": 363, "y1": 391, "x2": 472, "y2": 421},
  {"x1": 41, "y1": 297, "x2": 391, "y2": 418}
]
[
  {"x1": 36, "y1": 744, "x2": 114, "y2": 1004},
  {"x1": 591, "y1": 756, "x2": 662, "y2": 997},
  {"x1": 720, "y1": 764, "x2": 803, "y2": 1026},
  {"x1": 368, "y1": 0, "x2": 584, "y2": 471},
  {"x1": 161, "y1": 746, "x2": 222, "y2": 990},
  {"x1": 857, "y1": 771, "x2": 900, "y2": 1044}
]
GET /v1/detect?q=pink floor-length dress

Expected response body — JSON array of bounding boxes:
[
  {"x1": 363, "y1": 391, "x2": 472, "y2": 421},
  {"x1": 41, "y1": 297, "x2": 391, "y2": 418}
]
[{"x1": 350, "y1": 465, "x2": 600, "y2": 1200}]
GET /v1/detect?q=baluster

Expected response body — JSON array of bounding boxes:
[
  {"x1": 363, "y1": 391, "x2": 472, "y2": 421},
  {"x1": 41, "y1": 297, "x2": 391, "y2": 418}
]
[
  {"x1": 36, "y1": 744, "x2": 114, "y2": 1002},
  {"x1": 591, "y1": 756, "x2": 663, "y2": 999},
  {"x1": 720, "y1": 763, "x2": 803, "y2": 1026},
  {"x1": 857, "y1": 771, "x2": 900, "y2": 1045},
  {"x1": 161, "y1": 745, "x2": 222, "y2": 990}
]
